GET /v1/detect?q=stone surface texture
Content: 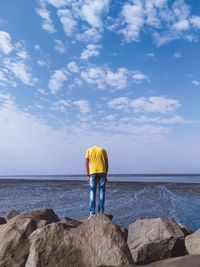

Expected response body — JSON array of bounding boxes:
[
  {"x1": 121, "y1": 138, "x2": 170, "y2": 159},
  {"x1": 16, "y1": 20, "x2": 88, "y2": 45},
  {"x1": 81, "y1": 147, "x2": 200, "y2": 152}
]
[{"x1": 128, "y1": 217, "x2": 185, "y2": 264}]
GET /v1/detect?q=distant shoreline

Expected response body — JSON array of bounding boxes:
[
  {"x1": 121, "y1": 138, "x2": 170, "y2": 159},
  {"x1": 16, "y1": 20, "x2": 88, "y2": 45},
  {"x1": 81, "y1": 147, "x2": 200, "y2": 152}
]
[{"x1": 0, "y1": 173, "x2": 200, "y2": 177}]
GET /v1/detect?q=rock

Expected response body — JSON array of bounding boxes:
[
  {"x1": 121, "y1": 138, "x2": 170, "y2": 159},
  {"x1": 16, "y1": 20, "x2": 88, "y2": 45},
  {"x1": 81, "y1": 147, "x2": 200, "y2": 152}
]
[
  {"x1": 0, "y1": 217, "x2": 38, "y2": 267},
  {"x1": 80, "y1": 213, "x2": 113, "y2": 222},
  {"x1": 185, "y1": 229, "x2": 200, "y2": 254},
  {"x1": 14, "y1": 208, "x2": 60, "y2": 223},
  {"x1": 128, "y1": 217, "x2": 185, "y2": 264},
  {"x1": 119, "y1": 225, "x2": 128, "y2": 242},
  {"x1": 0, "y1": 208, "x2": 60, "y2": 267},
  {"x1": 4, "y1": 210, "x2": 20, "y2": 220},
  {"x1": 26, "y1": 214, "x2": 133, "y2": 267},
  {"x1": 145, "y1": 255, "x2": 200, "y2": 267},
  {"x1": 0, "y1": 217, "x2": 6, "y2": 224},
  {"x1": 102, "y1": 255, "x2": 200, "y2": 267},
  {"x1": 62, "y1": 217, "x2": 82, "y2": 228},
  {"x1": 178, "y1": 223, "x2": 192, "y2": 236}
]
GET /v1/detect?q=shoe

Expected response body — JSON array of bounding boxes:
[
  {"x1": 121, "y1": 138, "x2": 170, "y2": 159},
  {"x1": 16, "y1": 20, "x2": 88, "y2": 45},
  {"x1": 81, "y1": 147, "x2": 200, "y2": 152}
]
[{"x1": 88, "y1": 214, "x2": 95, "y2": 220}]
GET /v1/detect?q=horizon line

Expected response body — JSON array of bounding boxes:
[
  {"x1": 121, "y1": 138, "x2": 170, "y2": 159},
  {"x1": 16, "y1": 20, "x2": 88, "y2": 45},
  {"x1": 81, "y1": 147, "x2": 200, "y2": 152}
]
[{"x1": 0, "y1": 173, "x2": 200, "y2": 177}]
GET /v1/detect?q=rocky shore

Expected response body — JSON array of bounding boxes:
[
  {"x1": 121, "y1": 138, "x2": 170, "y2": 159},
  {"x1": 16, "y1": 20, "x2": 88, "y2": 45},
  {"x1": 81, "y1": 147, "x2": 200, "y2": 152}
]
[{"x1": 0, "y1": 208, "x2": 200, "y2": 267}]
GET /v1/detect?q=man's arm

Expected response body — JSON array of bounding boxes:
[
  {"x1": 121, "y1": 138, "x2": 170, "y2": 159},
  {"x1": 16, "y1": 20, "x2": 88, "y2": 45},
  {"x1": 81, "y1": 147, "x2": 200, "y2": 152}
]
[
  {"x1": 105, "y1": 156, "x2": 109, "y2": 175},
  {"x1": 85, "y1": 158, "x2": 90, "y2": 182}
]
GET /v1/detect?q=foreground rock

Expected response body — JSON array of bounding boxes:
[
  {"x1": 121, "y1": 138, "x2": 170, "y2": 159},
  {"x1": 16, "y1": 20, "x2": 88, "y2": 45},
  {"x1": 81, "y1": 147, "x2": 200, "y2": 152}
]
[
  {"x1": 146, "y1": 255, "x2": 200, "y2": 267},
  {"x1": 4, "y1": 209, "x2": 20, "y2": 220},
  {"x1": 0, "y1": 208, "x2": 60, "y2": 267},
  {"x1": 26, "y1": 214, "x2": 133, "y2": 267},
  {"x1": 128, "y1": 218, "x2": 185, "y2": 264},
  {"x1": 0, "y1": 217, "x2": 6, "y2": 224},
  {"x1": 178, "y1": 223, "x2": 192, "y2": 237},
  {"x1": 62, "y1": 216, "x2": 82, "y2": 228},
  {"x1": 116, "y1": 255, "x2": 200, "y2": 267},
  {"x1": 185, "y1": 229, "x2": 200, "y2": 254},
  {"x1": 15, "y1": 208, "x2": 60, "y2": 223}
]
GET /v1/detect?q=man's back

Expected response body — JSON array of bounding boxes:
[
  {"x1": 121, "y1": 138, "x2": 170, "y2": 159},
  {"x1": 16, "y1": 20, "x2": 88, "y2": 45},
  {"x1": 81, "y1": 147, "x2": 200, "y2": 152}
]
[{"x1": 85, "y1": 145, "x2": 108, "y2": 175}]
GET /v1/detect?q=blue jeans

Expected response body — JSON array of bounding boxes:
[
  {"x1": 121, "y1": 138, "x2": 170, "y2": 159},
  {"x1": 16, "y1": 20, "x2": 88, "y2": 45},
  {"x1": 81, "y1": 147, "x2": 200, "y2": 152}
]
[{"x1": 89, "y1": 173, "x2": 107, "y2": 215}]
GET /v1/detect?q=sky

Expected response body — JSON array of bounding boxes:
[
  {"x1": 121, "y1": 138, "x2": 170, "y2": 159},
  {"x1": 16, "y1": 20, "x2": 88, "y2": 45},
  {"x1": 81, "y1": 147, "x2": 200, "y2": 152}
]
[{"x1": 0, "y1": 0, "x2": 200, "y2": 175}]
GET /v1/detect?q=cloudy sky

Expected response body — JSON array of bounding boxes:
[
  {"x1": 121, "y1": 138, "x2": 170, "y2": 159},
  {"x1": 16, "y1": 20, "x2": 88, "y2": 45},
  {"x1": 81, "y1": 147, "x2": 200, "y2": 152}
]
[{"x1": 0, "y1": 0, "x2": 200, "y2": 175}]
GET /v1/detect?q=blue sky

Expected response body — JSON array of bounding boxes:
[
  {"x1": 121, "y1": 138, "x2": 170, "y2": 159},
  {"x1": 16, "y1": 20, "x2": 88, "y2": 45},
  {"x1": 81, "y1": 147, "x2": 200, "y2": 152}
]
[{"x1": 0, "y1": 0, "x2": 200, "y2": 175}]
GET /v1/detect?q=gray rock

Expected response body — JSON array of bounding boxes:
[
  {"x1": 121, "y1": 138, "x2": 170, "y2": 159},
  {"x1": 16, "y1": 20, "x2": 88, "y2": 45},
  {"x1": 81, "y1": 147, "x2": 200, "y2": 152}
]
[
  {"x1": 62, "y1": 217, "x2": 82, "y2": 228},
  {"x1": 102, "y1": 255, "x2": 200, "y2": 267},
  {"x1": 178, "y1": 223, "x2": 192, "y2": 236},
  {"x1": 80, "y1": 213, "x2": 113, "y2": 223},
  {"x1": 0, "y1": 217, "x2": 6, "y2": 225},
  {"x1": 26, "y1": 214, "x2": 133, "y2": 267},
  {"x1": 145, "y1": 255, "x2": 200, "y2": 267},
  {"x1": 0, "y1": 208, "x2": 60, "y2": 267},
  {"x1": 14, "y1": 208, "x2": 60, "y2": 223},
  {"x1": 4, "y1": 210, "x2": 20, "y2": 220},
  {"x1": 185, "y1": 229, "x2": 200, "y2": 254},
  {"x1": 128, "y1": 217, "x2": 185, "y2": 264}
]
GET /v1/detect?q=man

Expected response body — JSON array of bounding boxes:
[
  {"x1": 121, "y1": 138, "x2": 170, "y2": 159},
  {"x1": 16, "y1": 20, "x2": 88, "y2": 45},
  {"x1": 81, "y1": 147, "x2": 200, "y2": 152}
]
[{"x1": 85, "y1": 145, "x2": 108, "y2": 216}]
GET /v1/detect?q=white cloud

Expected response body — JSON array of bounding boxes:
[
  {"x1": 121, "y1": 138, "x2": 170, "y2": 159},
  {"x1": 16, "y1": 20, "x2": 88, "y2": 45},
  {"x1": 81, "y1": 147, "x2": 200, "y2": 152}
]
[
  {"x1": 144, "y1": 52, "x2": 155, "y2": 60},
  {"x1": 4, "y1": 59, "x2": 36, "y2": 86},
  {"x1": 37, "y1": 0, "x2": 110, "y2": 42},
  {"x1": 15, "y1": 41, "x2": 29, "y2": 59},
  {"x1": 80, "y1": 44, "x2": 102, "y2": 60},
  {"x1": 54, "y1": 39, "x2": 66, "y2": 53},
  {"x1": 49, "y1": 69, "x2": 68, "y2": 94},
  {"x1": 67, "y1": 61, "x2": 79, "y2": 73},
  {"x1": 53, "y1": 98, "x2": 90, "y2": 113},
  {"x1": 192, "y1": 80, "x2": 200, "y2": 87},
  {"x1": 52, "y1": 99, "x2": 71, "y2": 112},
  {"x1": 132, "y1": 71, "x2": 149, "y2": 82},
  {"x1": 120, "y1": 1, "x2": 144, "y2": 42},
  {"x1": 76, "y1": 27, "x2": 102, "y2": 42},
  {"x1": 112, "y1": 0, "x2": 199, "y2": 46},
  {"x1": 108, "y1": 97, "x2": 130, "y2": 110},
  {"x1": 0, "y1": 70, "x2": 17, "y2": 88},
  {"x1": 108, "y1": 96, "x2": 181, "y2": 114},
  {"x1": 136, "y1": 115, "x2": 191, "y2": 124},
  {"x1": 81, "y1": 67, "x2": 128, "y2": 89},
  {"x1": 73, "y1": 100, "x2": 90, "y2": 113},
  {"x1": 57, "y1": 9, "x2": 77, "y2": 36},
  {"x1": 47, "y1": 0, "x2": 69, "y2": 8},
  {"x1": 36, "y1": 4, "x2": 56, "y2": 33},
  {"x1": 190, "y1": 16, "x2": 200, "y2": 29},
  {"x1": 37, "y1": 59, "x2": 49, "y2": 67},
  {"x1": 174, "y1": 52, "x2": 183, "y2": 58},
  {"x1": 0, "y1": 31, "x2": 13, "y2": 54},
  {"x1": 34, "y1": 44, "x2": 41, "y2": 50},
  {"x1": 80, "y1": 0, "x2": 110, "y2": 28},
  {"x1": 81, "y1": 66, "x2": 148, "y2": 89},
  {"x1": 172, "y1": 19, "x2": 190, "y2": 31}
]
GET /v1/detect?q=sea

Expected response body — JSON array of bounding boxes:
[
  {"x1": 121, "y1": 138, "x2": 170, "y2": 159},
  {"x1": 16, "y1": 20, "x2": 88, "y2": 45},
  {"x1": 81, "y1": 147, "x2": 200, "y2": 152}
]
[{"x1": 0, "y1": 174, "x2": 200, "y2": 231}]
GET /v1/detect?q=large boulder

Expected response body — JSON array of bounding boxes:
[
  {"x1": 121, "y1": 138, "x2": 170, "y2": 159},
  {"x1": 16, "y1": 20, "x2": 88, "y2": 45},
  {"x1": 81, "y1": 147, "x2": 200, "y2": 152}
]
[
  {"x1": 4, "y1": 210, "x2": 20, "y2": 220},
  {"x1": 178, "y1": 223, "x2": 192, "y2": 237},
  {"x1": 185, "y1": 229, "x2": 200, "y2": 254},
  {"x1": 15, "y1": 208, "x2": 60, "y2": 223},
  {"x1": 145, "y1": 255, "x2": 200, "y2": 267},
  {"x1": 104, "y1": 255, "x2": 200, "y2": 267},
  {"x1": 0, "y1": 217, "x2": 6, "y2": 225},
  {"x1": 0, "y1": 208, "x2": 60, "y2": 267},
  {"x1": 26, "y1": 214, "x2": 133, "y2": 267},
  {"x1": 62, "y1": 216, "x2": 82, "y2": 228},
  {"x1": 127, "y1": 217, "x2": 185, "y2": 264}
]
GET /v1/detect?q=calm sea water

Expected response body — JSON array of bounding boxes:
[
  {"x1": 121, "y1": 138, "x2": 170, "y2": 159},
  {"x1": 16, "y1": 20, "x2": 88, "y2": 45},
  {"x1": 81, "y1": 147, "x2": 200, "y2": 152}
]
[{"x1": 0, "y1": 175, "x2": 200, "y2": 231}]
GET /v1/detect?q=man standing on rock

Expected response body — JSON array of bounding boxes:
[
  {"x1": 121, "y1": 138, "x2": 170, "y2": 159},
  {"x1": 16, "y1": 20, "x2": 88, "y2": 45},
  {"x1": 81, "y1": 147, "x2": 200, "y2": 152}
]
[{"x1": 85, "y1": 145, "x2": 109, "y2": 216}]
